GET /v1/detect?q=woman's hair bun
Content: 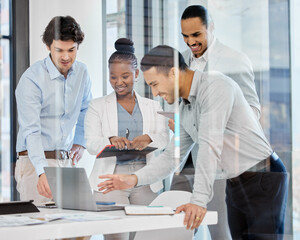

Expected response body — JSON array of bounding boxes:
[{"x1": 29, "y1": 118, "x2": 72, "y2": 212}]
[{"x1": 115, "y1": 38, "x2": 134, "y2": 54}]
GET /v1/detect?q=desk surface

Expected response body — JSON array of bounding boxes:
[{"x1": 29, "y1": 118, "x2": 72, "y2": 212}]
[{"x1": 0, "y1": 208, "x2": 217, "y2": 239}]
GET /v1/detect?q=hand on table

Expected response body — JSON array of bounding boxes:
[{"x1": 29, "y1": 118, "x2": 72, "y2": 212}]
[
  {"x1": 175, "y1": 203, "x2": 207, "y2": 230},
  {"x1": 69, "y1": 144, "x2": 85, "y2": 166},
  {"x1": 98, "y1": 174, "x2": 138, "y2": 194},
  {"x1": 37, "y1": 173, "x2": 52, "y2": 199}
]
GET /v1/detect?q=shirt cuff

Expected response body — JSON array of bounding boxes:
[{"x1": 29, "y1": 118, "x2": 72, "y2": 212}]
[
  {"x1": 190, "y1": 193, "x2": 209, "y2": 209},
  {"x1": 134, "y1": 170, "x2": 149, "y2": 187},
  {"x1": 34, "y1": 159, "x2": 48, "y2": 176},
  {"x1": 144, "y1": 133, "x2": 154, "y2": 144},
  {"x1": 73, "y1": 134, "x2": 86, "y2": 148}
]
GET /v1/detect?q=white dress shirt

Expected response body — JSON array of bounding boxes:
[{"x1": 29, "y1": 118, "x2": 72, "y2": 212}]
[{"x1": 135, "y1": 70, "x2": 272, "y2": 208}]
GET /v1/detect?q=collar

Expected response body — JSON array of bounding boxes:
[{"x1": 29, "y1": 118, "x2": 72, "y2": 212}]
[
  {"x1": 185, "y1": 70, "x2": 202, "y2": 104},
  {"x1": 45, "y1": 54, "x2": 75, "y2": 80},
  {"x1": 190, "y1": 35, "x2": 216, "y2": 62},
  {"x1": 107, "y1": 90, "x2": 144, "y2": 104}
]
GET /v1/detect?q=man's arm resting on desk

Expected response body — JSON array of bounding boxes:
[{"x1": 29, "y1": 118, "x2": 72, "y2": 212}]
[
  {"x1": 175, "y1": 203, "x2": 207, "y2": 230},
  {"x1": 98, "y1": 174, "x2": 207, "y2": 230}
]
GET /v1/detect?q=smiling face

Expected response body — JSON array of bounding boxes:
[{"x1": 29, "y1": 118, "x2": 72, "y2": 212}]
[
  {"x1": 47, "y1": 40, "x2": 78, "y2": 77},
  {"x1": 109, "y1": 62, "x2": 138, "y2": 98},
  {"x1": 143, "y1": 67, "x2": 175, "y2": 104},
  {"x1": 181, "y1": 17, "x2": 212, "y2": 58}
]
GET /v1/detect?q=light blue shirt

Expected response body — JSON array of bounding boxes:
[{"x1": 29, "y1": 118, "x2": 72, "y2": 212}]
[
  {"x1": 116, "y1": 100, "x2": 145, "y2": 165},
  {"x1": 16, "y1": 55, "x2": 92, "y2": 176}
]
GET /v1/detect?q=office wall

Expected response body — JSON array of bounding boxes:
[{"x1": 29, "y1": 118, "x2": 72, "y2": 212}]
[{"x1": 29, "y1": 0, "x2": 104, "y2": 175}]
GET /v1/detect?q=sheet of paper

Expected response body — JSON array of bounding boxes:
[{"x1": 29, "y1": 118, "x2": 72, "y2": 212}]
[
  {"x1": 0, "y1": 216, "x2": 47, "y2": 227},
  {"x1": 0, "y1": 213, "x2": 120, "y2": 228},
  {"x1": 44, "y1": 212, "x2": 121, "y2": 222},
  {"x1": 157, "y1": 111, "x2": 174, "y2": 119}
]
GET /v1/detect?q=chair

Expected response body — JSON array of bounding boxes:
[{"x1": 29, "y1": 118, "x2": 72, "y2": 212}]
[{"x1": 133, "y1": 190, "x2": 211, "y2": 240}]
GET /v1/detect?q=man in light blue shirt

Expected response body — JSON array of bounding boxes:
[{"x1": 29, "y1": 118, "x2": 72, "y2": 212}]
[{"x1": 15, "y1": 16, "x2": 92, "y2": 205}]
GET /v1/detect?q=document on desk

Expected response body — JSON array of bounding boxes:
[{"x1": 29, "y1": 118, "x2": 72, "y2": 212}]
[
  {"x1": 45, "y1": 212, "x2": 121, "y2": 222},
  {"x1": 0, "y1": 216, "x2": 47, "y2": 227},
  {"x1": 125, "y1": 206, "x2": 175, "y2": 215},
  {"x1": 96, "y1": 145, "x2": 157, "y2": 159}
]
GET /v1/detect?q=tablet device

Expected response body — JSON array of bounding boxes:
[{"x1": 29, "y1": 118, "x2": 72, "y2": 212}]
[
  {"x1": 0, "y1": 200, "x2": 39, "y2": 215},
  {"x1": 96, "y1": 145, "x2": 157, "y2": 159},
  {"x1": 157, "y1": 111, "x2": 174, "y2": 119}
]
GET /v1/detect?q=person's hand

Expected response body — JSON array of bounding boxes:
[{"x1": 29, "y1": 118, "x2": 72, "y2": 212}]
[
  {"x1": 98, "y1": 174, "x2": 138, "y2": 193},
  {"x1": 129, "y1": 134, "x2": 152, "y2": 150},
  {"x1": 175, "y1": 203, "x2": 207, "y2": 230},
  {"x1": 109, "y1": 136, "x2": 132, "y2": 150},
  {"x1": 69, "y1": 144, "x2": 85, "y2": 166},
  {"x1": 37, "y1": 173, "x2": 52, "y2": 199},
  {"x1": 168, "y1": 119, "x2": 175, "y2": 132}
]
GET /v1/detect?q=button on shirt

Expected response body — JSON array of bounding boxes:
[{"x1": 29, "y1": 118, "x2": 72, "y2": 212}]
[
  {"x1": 135, "y1": 70, "x2": 272, "y2": 208},
  {"x1": 16, "y1": 55, "x2": 92, "y2": 176}
]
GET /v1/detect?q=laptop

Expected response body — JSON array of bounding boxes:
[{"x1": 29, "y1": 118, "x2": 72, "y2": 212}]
[{"x1": 44, "y1": 167, "x2": 125, "y2": 212}]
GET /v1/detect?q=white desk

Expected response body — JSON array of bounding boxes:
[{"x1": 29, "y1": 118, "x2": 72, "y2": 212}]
[{"x1": 0, "y1": 208, "x2": 217, "y2": 239}]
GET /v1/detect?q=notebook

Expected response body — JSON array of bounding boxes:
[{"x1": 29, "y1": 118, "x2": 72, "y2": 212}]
[
  {"x1": 125, "y1": 206, "x2": 175, "y2": 215},
  {"x1": 96, "y1": 145, "x2": 157, "y2": 159},
  {"x1": 44, "y1": 167, "x2": 125, "y2": 212}
]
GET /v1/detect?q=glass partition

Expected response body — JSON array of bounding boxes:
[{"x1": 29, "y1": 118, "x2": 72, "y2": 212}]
[
  {"x1": 0, "y1": 0, "x2": 11, "y2": 202},
  {"x1": 7, "y1": 0, "x2": 299, "y2": 238}
]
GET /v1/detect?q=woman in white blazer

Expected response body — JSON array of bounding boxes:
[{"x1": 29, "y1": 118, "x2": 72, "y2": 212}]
[{"x1": 84, "y1": 38, "x2": 169, "y2": 240}]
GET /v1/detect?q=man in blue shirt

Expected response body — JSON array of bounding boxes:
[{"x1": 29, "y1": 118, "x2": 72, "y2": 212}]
[{"x1": 15, "y1": 16, "x2": 92, "y2": 205}]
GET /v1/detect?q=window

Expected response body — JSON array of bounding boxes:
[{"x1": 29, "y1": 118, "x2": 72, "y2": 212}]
[
  {"x1": 0, "y1": 0, "x2": 11, "y2": 201},
  {"x1": 106, "y1": 0, "x2": 126, "y2": 95}
]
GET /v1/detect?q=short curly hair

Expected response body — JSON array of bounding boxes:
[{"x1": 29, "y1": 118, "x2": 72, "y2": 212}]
[{"x1": 42, "y1": 16, "x2": 84, "y2": 47}]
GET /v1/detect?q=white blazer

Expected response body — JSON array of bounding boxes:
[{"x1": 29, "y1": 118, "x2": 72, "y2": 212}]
[
  {"x1": 84, "y1": 91, "x2": 169, "y2": 192},
  {"x1": 182, "y1": 38, "x2": 260, "y2": 118}
]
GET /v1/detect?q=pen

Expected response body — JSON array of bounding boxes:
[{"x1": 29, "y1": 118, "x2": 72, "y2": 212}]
[
  {"x1": 125, "y1": 128, "x2": 130, "y2": 150},
  {"x1": 96, "y1": 201, "x2": 116, "y2": 205},
  {"x1": 126, "y1": 128, "x2": 130, "y2": 139}
]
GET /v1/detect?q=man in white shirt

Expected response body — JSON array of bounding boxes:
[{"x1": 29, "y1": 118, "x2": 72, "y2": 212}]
[
  {"x1": 170, "y1": 5, "x2": 261, "y2": 239},
  {"x1": 98, "y1": 45, "x2": 288, "y2": 240}
]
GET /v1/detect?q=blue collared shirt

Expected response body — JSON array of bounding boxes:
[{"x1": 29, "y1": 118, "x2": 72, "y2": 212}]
[
  {"x1": 116, "y1": 100, "x2": 146, "y2": 165},
  {"x1": 16, "y1": 55, "x2": 92, "y2": 176}
]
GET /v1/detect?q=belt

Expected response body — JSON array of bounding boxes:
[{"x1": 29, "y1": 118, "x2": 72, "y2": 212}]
[
  {"x1": 229, "y1": 152, "x2": 277, "y2": 183},
  {"x1": 18, "y1": 150, "x2": 69, "y2": 160}
]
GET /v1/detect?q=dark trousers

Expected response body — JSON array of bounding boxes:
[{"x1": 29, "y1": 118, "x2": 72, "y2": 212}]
[
  {"x1": 171, "y1": 154, "x2": 232, "y2": 240},
  {"x1": 226, "y1": 156, "x2": 288, "y2": 240}
]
